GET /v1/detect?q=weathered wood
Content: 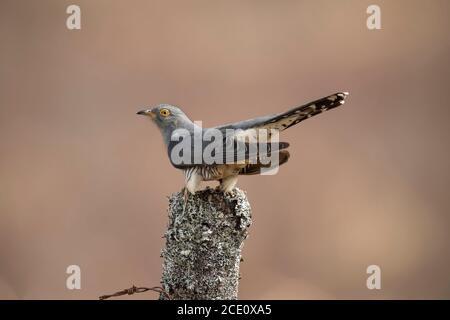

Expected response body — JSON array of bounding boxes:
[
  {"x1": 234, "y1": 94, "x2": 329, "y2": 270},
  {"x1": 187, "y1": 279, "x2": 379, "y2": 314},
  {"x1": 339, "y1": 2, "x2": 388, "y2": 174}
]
[{"x1": 160, "y1": 187, "x2": 252, "y2": 300}]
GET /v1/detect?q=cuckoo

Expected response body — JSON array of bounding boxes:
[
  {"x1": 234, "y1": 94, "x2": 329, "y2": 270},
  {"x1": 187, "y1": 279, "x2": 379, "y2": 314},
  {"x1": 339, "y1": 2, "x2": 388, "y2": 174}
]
[{"x1": 137, "y1": 92, "x2": 348, "y2": 194}]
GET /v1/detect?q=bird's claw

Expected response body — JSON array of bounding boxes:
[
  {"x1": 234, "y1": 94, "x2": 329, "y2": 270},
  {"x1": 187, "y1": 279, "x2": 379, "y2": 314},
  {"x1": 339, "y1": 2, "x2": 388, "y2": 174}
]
[{"x1": 223, "y1": 189, "x2": 236, "y2": 197}]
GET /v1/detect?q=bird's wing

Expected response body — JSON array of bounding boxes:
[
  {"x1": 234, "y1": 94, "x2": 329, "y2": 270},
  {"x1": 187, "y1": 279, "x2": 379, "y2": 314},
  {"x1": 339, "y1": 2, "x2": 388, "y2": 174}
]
[
  {"x1": 167, "y1": 92, "x2": 348, "y2": 169},
  {"x1": 214, "y1": 92, "x2": 348, "y2": 140},
  {"x1": 168, "y1": 139, "x2": 289, "y2": 169}
]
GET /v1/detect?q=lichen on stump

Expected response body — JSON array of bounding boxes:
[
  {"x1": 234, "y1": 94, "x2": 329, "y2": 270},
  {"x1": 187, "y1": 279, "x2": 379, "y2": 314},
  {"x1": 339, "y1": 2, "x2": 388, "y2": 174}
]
[{"x1": 160, "y1": 187, "x2": 252, "y2": 300}]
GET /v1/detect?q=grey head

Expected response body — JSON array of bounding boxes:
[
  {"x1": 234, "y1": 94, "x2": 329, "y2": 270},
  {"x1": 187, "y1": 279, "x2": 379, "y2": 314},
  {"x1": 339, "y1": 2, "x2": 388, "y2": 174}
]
[{"x1": 137, "y1": 104, "x2": 196, "y2": 145}]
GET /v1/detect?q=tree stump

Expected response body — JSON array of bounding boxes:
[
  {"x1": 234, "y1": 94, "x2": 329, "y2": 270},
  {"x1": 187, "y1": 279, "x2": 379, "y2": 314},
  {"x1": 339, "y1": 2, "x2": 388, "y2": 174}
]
[{"x1": 160, "y1": 187, "x2": 252, "y2": 300}]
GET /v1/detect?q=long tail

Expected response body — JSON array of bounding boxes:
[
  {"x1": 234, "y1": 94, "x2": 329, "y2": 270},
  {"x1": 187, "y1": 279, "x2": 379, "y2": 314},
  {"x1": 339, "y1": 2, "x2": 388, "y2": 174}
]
[{"x1": 260, "y1": 92, "x2": 349, "y2": 132}]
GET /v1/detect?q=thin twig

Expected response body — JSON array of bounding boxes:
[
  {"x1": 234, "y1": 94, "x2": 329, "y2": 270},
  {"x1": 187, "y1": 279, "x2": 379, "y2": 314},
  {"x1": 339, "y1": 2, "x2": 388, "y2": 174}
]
[{"x1": 99, "y1": 285, "x2": 171, "y2": 300}]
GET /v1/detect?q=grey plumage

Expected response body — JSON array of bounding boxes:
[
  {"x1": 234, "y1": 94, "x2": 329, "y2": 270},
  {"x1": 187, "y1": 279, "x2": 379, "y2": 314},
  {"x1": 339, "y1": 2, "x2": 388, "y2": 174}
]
[{"x1": 138, "y1": 92, "x2": 348, "y2": 193}]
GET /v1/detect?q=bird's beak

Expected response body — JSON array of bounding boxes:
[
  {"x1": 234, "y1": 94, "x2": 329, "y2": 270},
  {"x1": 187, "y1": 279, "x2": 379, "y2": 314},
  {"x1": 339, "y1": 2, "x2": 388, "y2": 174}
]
[{"x1": 137, "y1": 109, "x2": 156, "y2": 119}]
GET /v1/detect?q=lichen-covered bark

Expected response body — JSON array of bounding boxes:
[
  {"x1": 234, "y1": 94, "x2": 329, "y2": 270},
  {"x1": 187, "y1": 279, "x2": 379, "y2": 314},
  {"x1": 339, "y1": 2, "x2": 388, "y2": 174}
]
[{"x1": 160, "y1": 187, "x2": 252, "y2": 300}]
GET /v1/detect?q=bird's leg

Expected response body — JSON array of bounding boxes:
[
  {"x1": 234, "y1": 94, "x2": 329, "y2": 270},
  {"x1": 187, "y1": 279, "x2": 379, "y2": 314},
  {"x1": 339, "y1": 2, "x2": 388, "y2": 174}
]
[
  {"x1": 215, "y1": 179, "x2": 223, "y2": 191},
  {"x1": 181, "y1": 168, "x2": 202, "y2": 215},
  {"x1": 182, "y1": 187, "x2": 189, "y2": 214},
  {"x1": 173, "y1": 187, "x2": 190, "y2": 238}
]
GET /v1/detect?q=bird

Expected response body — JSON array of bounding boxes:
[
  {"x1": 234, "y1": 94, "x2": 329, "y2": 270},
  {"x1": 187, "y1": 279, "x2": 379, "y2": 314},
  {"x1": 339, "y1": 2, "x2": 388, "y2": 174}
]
[{"x1": 138, "y1": 92, "x2": 348, "y2": 195}]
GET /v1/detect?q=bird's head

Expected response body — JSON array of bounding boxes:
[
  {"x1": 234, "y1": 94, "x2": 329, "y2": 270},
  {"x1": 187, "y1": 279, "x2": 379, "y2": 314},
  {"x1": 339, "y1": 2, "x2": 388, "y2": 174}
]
[{"x1": 137, "y1": 104, "x2": 194, "y2": 144}]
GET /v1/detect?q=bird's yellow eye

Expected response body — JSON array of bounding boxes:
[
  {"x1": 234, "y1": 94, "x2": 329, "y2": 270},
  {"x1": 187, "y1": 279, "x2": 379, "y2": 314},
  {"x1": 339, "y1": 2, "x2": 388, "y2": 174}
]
[{"x1": 159, "y1": 108, "x2": 171, "y2": 117}]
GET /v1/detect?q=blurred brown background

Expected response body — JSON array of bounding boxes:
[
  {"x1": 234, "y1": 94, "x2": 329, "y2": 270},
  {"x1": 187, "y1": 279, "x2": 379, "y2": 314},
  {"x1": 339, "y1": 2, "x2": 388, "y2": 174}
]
[{"x1": 1, "y1": 0, "x2": 449, "y2": 299}]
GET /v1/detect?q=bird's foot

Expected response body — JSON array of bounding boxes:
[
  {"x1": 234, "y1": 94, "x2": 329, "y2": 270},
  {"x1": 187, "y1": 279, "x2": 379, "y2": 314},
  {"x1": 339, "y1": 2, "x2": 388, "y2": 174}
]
[
  {"x1": 218, "y1": 176, "x2": 238, "y2": 197},
  {"x1": 222, "y1": 188, "x2": 236, "y2": 197}
]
